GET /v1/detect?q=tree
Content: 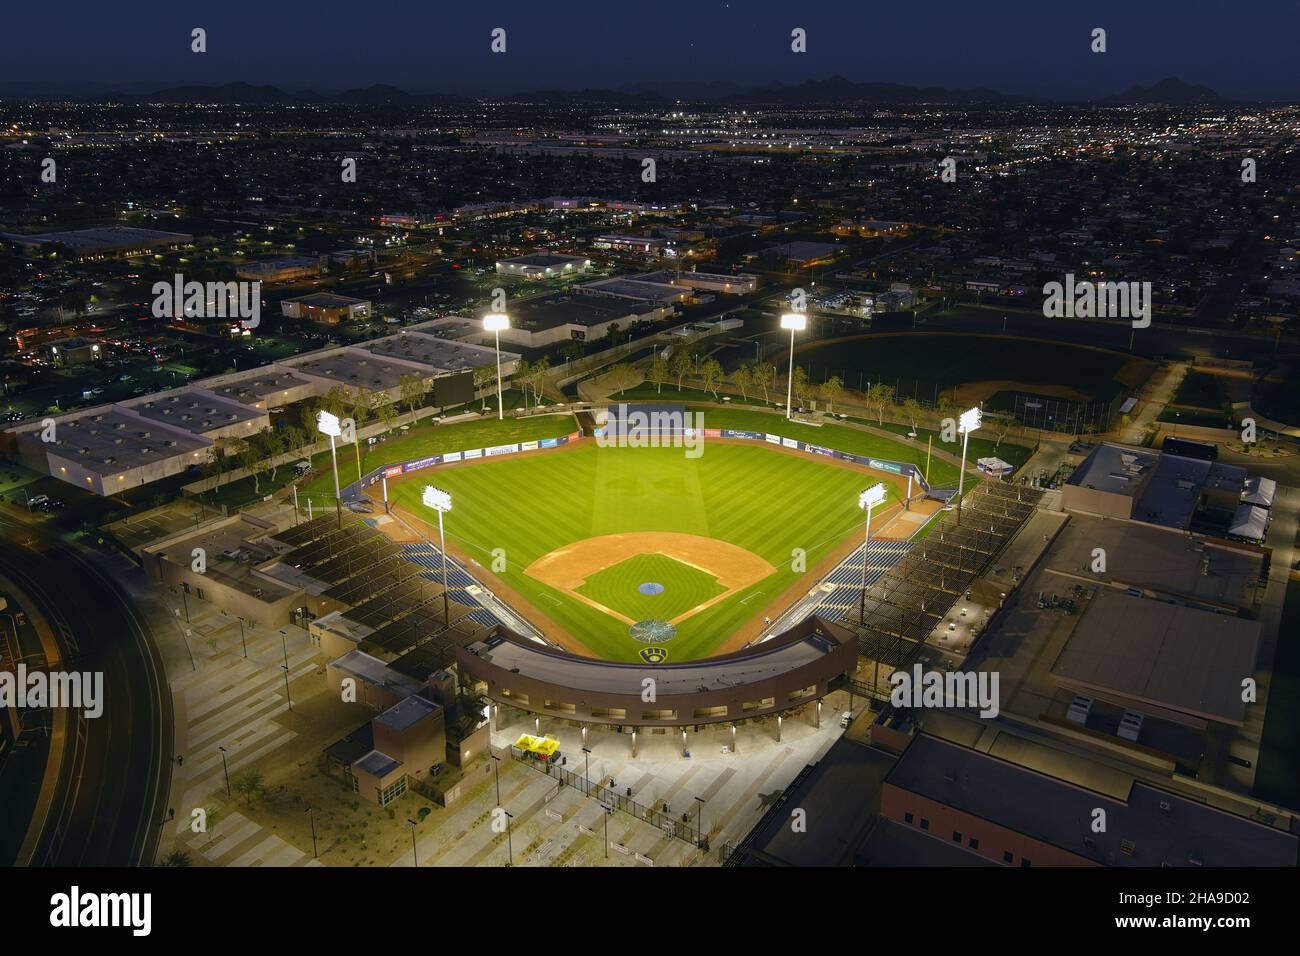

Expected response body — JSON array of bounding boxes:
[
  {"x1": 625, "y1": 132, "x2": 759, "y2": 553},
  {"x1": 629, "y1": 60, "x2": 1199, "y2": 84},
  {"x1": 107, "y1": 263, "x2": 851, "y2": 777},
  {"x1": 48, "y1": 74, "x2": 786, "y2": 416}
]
[
  {"x1": 512, "y1": 359, "x2": 532, "y2": 409},
  {"x1": 992, "y1": 414, "x2": 1019, "y2": 448},
  {"x1": 236, "y1": 436, "x2": 260, "y2": 494},
  {"x1": 348, "y1": 386, "x2": 372, "y2": 473},
  {"x1": 398, "y1": 374, "x2": 427, "y2": 414},
  {"x1": 160, "y1": 851, "x2": 193, "y2": 867},
  {"x1": 902, "y1": 398, "x2": 923, "y2": 435},
  {"x1": 754, "y1": 363, "x2": 775, "y2": 404},
  {"x1": 866, "y1": 382, "x2": 895, "y2": 425},
  {"x1": 372, "y1": 390, "x2": 398, "y2": 433},
  {"x1": 528, "y1": 356, "x2": 550, "y2": 406},
  {"x1": 561, "y1": 338, "x2": 584, "y2": 363},
  {"x1": 606, "y1": 362, "x2": 638, "y2": 397},
  {"x1": 473, "y1": 365, "x2": 495, "y2": 413},
  {"x1": 670, "y1": 349, "x2": 693, "y2": 390},
  {"x1": 605, "y1": 321, "x2": 623, "y2": 346},
  {"x1": 648, "y1": 353, "x2": 670, "y2": 394},
  {"x1": 791, "y1": 366, "x2": 810, "y2": 407},
  {"x1": 231, "y1": 768, "x2": 264, "y2": 806},
  {"x1": 700, "y1": 358, "x2": 724, "y2": 400},
  {"x1": 260, "y1": 427, "x2": 287, "y2": 484},
  {"x1": 208, "y1": 438, "x2": 231, "y2": 488},
  {"x1": 731, "y1": 364, "x2": 752, "y2": 402},
  {"x1": 819, "y1": 375, "x2": 843, "y2": 413}
]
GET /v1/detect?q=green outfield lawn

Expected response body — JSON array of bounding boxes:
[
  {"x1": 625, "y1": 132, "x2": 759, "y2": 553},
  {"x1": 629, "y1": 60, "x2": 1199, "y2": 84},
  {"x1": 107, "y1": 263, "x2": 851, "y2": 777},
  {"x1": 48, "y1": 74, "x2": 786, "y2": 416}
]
[
  {"x1": 578, "y1": 554, "x2": 725, "y2": 622},
  {"x1": 299, "y1": 412, "x2": 578, "y2": 499},
  {"x1": 863, "y1": 419, "x2": 1034, "y2": 473},
  {"x1": 392, "y1": 441, "x2": 888, "y2": 662},
  {"x1": 686, "y1": 405, "x2": 964, "y2": 487}
]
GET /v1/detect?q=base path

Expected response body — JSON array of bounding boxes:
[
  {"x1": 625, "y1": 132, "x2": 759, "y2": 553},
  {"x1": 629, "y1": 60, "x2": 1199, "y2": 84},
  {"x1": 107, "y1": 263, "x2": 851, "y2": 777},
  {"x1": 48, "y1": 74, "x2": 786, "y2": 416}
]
[{"x1": 525, "y1": 531, "x2": 776, "y2": 626}]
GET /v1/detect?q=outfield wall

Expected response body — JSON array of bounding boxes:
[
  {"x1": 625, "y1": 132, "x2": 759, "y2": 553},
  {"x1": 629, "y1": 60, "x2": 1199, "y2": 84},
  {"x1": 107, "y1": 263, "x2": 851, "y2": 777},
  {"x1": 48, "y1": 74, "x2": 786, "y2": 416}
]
[
  {"x1": 712, "y1": 428, "x2": 933, "y2": 496},
  {"x1": 340, "y1": 428, "x2": 584, "y2": 500}
]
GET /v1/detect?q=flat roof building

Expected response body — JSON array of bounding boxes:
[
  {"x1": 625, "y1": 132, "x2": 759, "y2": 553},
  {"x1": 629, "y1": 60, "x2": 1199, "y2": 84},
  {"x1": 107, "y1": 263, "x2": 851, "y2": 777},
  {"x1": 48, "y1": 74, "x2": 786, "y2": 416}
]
[
  {"x1": 280, "y1": 292, "x2": 371, "y2": 325},
  {"x1": 1049, "y1": 589, "x2": 1260, "y2": 727},
  {"x1": 882, "y1": 734, "x2": 1297, "y2": 866},
  {"x1": 0, "y1": 226, "x2": 193, "y2": 259},
  {"x1": 495, "y1": 253, "x2": 592, "y2": 280}
]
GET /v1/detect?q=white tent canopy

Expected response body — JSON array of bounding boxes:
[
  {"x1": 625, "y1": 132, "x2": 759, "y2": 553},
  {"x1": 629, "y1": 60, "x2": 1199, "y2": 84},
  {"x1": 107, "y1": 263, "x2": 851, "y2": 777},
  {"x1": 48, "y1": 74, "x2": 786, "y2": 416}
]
[
  {"x1": 1228, "y1": 504, "x2": 1269, "y2": 543},
  {"x1": 1242, "y1": 475, "x2": 1276, "y2": 508}
]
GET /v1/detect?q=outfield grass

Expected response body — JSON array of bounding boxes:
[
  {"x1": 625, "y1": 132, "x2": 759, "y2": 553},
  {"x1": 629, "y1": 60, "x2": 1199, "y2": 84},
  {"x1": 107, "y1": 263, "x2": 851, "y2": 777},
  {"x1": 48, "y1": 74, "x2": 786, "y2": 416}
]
[
  {"x1": 300, "y1": 412, "x2": 577, "y2": 499},
  {"x1": 393, "y1": 441, "x2": 889, "y2": 661},
  {"x1": 856, "y1": 419, "x2": 1033, "y2": 472},
  {"x1": 684, "y1": 405, "x2": 963, "y2": 487}
]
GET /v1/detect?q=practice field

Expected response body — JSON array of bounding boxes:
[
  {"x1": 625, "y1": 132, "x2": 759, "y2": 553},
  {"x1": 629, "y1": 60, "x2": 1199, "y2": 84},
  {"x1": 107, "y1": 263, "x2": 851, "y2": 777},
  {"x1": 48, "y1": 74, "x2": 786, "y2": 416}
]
[
  {"x1": 792, "y1": 332, "x2": 1134, "y2": 404},
  {"x1": 390, "y1": 440, "x2": 899, "y2": 662}
]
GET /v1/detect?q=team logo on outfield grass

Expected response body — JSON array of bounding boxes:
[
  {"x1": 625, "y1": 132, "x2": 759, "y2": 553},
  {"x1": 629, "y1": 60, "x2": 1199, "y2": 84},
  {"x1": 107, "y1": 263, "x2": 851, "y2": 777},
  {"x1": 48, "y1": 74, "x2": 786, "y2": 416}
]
[{"x1": 639, "y1": 647, "x2": 669, "y2": 664}]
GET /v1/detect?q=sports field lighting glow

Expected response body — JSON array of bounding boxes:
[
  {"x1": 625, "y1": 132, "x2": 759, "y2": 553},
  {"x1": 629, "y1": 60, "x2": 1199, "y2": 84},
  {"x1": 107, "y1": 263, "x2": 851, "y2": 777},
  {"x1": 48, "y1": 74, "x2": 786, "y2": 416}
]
[
  {"x1": 857, "y1": 483, "x2": 887, "y2": 619},
  {"x1": 957, "y1": 406, "x2": 981, "y2": 524},
  {"x1": 483, "y1": 313, "x2": 510, "y2": 420},
  {"x1": 422, "y1": 486, "x2": 454, "y2": 624},
  {"x1": 780, "y1": 312, "x2": 806, "y2": 420},
  {"x1": 316, "y1": 410, "x2": 343, "y2": 527}
]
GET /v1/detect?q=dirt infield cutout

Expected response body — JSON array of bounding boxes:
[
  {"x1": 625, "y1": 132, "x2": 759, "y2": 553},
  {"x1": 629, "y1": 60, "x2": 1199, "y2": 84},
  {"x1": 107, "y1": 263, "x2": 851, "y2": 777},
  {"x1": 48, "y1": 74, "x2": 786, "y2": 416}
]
[{"x1": 525, "y1": 532, "x2": 776, "y2": 627}]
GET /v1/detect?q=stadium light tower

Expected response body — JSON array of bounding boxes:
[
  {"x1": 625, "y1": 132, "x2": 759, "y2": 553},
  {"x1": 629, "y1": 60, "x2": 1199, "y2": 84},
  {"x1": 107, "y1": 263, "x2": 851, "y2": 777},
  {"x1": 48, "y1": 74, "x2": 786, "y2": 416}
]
[
  {"x1": 956, "y1": 406, "x2": 982, "y2": 525},
  {"x1": 857, "y1": 483, "x2": 887, "y2": 621},
  {"x1": 483, "y1": 313, "x2": 510, "y2": 420},
  {"x1": 780, "y1": 312, "x2": 807, "y2": 420},
  {"x1": 422, "y1": 485, "x2": 454, "y2": 625},
  {"x1": 316, "y1": 409, "x2": 343, "y2": 528}
]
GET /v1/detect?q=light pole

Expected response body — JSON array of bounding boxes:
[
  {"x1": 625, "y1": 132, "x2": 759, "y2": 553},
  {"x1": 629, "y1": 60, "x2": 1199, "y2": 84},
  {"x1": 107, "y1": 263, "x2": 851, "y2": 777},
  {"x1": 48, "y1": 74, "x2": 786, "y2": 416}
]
[
  {"x1": 956, "y1": 406, "x2": 982, "y2": 526},
  {"x1": 237, "y1": 617, "x2": 248, "y2": 658},
  {"x1": 316, "y1": 409, "x2": 343, "y2": 529},
  {"x1": 422, "y1": 486, "x2": 453, "y2": 626},
  {"x1": 218, "y1": 745, "x2": 231, "y2": 796},
  {"x1": 858, "y1": 483, "x2": 887, "y2": 621},
  {"x1": 694, "y1": 795, "x2": 706, "y2": 846},
  {"x1": 603, "y1": 805, "x2": 613, "y2": 859},
  {"x1": 490, "y1": 752, "x2": 501, "y2": 806},
  {"x1": 503, "y1": 809, "x2": 514, "y2": 867},
  {"x1": 581, "y1": 746, "x2": 591, "y2": 797},
  {"x1": 484, "y1": 313, "x2": 510, "y2": 420},
  {"x1": 406, "y1": 818, "x2": 419, "y2": 867},
  {"x1": 280, "y1": 634, "x2": 293, "y2": 712},
  {"x1": 306, "y1": 806, "x2": 318, "y2": 859},
  {"x1": 780, "y1": 313, "x2": 806, "y2": 420}
]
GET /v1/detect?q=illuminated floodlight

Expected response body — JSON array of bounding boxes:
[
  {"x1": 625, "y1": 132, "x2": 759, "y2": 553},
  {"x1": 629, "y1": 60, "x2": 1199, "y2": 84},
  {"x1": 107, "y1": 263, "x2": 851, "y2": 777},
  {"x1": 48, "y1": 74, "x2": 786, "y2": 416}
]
[
  {"x1": 959, "y1": 407, "x2": 982, "y2": 434},
  {"x1": 422, "y1": 486, "x2": 453, "y2": 513},
  {"x1": 859, "y1": 483, "x2": 887, "y2": 510},
  {"x1": 316, "y1": 409, "x2": 342, "y2": 437},
  {"x1": 779, "y1": 312, "x2": 807, "y2": 331},
  {"x1": 483, "y1": 313, "x2": 510, "y2": 332}
]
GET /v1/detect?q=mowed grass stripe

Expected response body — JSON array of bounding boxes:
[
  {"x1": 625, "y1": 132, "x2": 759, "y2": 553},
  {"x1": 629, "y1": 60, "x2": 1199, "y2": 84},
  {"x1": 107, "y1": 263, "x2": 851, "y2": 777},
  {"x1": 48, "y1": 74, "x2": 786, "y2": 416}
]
[{"x1": 396, "y1": 441, "x2": 884, "y2": 661}]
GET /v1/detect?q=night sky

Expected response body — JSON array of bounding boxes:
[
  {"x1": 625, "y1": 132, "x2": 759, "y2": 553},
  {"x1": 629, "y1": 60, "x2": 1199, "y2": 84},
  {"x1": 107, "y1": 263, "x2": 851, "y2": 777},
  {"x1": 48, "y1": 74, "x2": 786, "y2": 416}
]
[{"x1": 2, "y1": 0, "x2": 1299, "y2": 100}]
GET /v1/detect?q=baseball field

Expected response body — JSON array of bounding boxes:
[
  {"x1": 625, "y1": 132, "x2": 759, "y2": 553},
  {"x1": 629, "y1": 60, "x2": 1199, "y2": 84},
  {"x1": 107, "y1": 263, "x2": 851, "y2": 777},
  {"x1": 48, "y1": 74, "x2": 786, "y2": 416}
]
[{"x1": 388, "y1": 438, "x2": 903, "y2": 662}]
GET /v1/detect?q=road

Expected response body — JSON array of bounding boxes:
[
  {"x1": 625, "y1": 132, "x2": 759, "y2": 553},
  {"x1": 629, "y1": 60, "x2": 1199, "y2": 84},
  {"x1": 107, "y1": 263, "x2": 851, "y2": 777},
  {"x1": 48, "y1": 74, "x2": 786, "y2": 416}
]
[{"x1": 0, "y1": 514, "x2": 172, "y2": 865}]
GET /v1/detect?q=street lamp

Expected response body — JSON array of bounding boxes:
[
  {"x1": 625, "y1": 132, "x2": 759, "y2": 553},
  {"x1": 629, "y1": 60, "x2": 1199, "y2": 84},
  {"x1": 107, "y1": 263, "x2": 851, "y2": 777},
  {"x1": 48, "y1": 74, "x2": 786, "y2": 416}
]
[
  {"x1": 503, "y1": 809, "x2": 514, "y2": 867},
  {"x1": 603, "y1": 805, "x2": 613, "y2": 859},
  {"x1": 957, "y1": 406, "x2": 982, "y2": 525},
  {"x1": 490, "y1": 752, "x2": 501, "y2": 806},
  {"x1": 779, "y1": 313, "x2": 806, "y2": 420},
  {"x1": 483, "y1": 313, "x2": 510, "y2": 420},
  {"x1": 218, "y1": 745, "x2": 231, "y2": 797},
  {"x1": 406, "y1": 818, "x2": 419, "y2": 867},
  {"x1": 857, "y1": 483, "x2": 887, "y2": 621},
  {"x1": 316, "y1": 409, "x2": 343, "y2": 529},
  {"x1": 422, "y1": 486, "x2": 453, "y2": 626},
  {"x1": 581, "y1": 746, "x2": 592, "y2": 797},
  {"x1": 306, "y1": 806, "x2": 318, "y2": 859},
  {"x1": 694, "y1": 795, "x2": 707, "y2": 847}
]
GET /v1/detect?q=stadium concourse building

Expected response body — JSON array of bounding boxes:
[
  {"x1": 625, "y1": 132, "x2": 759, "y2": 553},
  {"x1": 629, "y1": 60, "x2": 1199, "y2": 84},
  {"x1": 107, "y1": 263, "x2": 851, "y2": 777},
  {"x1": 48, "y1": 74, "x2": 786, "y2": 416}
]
[
  {"x1": 2, "y1": 320, "x2": 519, "y2": 496},
  {"x1": 455, "y1": 616, "x2": 858, "y2": 752}
]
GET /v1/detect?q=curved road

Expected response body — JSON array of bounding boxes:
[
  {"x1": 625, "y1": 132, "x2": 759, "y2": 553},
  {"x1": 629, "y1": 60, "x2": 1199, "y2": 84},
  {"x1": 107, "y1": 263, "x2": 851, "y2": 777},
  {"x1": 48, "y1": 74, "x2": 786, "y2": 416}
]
[{"x1": 0, "y1": 515, "x2": 172, "y2": 866}]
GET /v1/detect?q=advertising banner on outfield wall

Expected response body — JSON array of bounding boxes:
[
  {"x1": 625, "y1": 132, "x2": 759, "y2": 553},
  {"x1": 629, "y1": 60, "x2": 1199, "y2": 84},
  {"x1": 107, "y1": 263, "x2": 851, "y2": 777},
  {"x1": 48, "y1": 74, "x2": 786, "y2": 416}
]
[
  {"x1": 716, "y1": 428, "x2": 930, "y2": 494},
  {"x1": 486, "y1": 444, "x2": 518, "y2": 457}
]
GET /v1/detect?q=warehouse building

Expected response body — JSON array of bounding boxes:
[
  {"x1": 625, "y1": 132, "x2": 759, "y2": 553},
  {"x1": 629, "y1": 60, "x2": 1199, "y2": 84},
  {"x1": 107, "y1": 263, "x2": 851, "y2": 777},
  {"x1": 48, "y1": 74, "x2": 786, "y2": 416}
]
[
  {"x1": 280, "y1": 292, "x2": 371, "y2": 324},
  {"x1": 495, "y1": 253, "x2": 592, "y2": 280}
]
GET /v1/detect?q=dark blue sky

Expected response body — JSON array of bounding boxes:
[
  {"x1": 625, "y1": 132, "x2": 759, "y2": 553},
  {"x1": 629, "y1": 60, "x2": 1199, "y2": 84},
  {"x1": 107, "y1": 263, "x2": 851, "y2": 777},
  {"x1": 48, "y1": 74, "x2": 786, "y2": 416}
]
[{"x1": 3, "y1": 0, "x2": 1298, "y2": 100}]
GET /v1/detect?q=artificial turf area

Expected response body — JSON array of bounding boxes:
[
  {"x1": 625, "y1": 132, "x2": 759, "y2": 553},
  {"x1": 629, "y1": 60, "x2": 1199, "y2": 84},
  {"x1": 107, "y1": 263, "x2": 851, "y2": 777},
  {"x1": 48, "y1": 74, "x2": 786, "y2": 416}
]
[{"x1": 392, "y1": 440, "x2": 891, "y2": 661}]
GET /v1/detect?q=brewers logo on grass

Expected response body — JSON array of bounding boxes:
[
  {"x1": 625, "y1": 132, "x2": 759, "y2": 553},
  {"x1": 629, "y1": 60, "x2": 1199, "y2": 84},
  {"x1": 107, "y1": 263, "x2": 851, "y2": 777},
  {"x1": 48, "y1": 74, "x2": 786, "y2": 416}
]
[{"x1": 639, "y1": 647, "x2": 668, "y2": 664}]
